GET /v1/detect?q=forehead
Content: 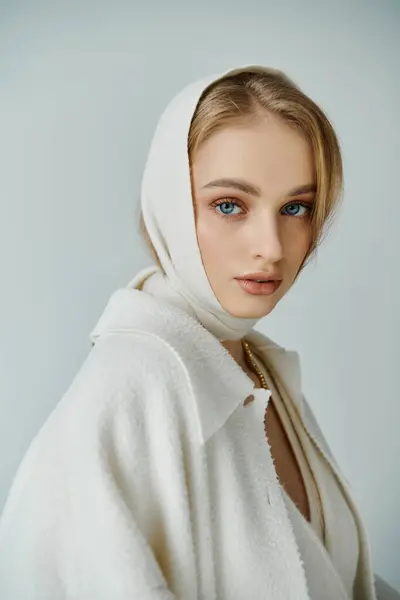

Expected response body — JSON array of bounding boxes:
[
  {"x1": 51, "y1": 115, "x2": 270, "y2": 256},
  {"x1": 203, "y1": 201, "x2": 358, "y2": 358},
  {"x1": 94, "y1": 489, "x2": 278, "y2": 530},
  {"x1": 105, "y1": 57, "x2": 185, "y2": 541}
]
[{"x1": 192, "y1": 117, "x2": 315, "y2": 193}]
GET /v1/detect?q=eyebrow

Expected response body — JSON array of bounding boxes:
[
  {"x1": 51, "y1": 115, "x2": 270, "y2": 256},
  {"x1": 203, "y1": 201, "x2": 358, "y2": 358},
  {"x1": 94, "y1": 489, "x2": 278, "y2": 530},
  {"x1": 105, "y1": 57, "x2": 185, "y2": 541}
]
[{"x1": 202, "y1": 178, "x2": 317, "y2": 198}]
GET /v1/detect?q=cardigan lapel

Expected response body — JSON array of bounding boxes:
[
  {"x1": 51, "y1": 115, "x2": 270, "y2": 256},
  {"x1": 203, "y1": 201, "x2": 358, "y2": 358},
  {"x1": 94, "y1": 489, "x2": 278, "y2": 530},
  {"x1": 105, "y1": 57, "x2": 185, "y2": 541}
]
[
  {"x1": 251, "y1": 336, "x2": 377, "y2": 600},
  {"x1": 90, "y1": 286, "x2": 258, "y2": 444}
]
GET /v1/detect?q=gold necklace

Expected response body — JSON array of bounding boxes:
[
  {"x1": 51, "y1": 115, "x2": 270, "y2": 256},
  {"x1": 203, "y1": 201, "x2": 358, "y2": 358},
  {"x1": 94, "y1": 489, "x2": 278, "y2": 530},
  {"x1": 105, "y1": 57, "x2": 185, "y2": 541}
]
[
  {"x1": 243, "y1": 339, "x2": 326, "y2": 543},
  {"x1": 242, "y1": 340, "x2": 268, "y2": 390}
]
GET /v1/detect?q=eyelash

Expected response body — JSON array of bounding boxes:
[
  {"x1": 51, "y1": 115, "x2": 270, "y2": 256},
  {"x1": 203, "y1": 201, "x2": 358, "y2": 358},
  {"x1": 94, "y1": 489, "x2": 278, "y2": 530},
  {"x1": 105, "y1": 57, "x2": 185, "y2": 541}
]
[{"x1": 211, "y1": 198, "x2": 313, "y2": 220}]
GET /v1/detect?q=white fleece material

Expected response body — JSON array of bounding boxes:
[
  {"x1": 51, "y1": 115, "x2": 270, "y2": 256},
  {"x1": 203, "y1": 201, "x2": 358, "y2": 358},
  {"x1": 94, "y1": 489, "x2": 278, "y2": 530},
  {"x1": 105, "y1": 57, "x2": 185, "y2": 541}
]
[
  {"x1": 253, "y1": 350, "x2": 358, "y2": 599},
  {"x1": 0, "y1": 284, "x2": 378, "y2": 599}
]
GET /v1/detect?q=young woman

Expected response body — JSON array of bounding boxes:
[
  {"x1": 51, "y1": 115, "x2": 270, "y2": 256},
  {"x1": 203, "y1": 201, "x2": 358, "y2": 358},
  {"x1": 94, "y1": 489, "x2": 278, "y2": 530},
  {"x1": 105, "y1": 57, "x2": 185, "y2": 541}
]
[{"x1": 0, "y1": 64, "x2": 396, "y2": 599}]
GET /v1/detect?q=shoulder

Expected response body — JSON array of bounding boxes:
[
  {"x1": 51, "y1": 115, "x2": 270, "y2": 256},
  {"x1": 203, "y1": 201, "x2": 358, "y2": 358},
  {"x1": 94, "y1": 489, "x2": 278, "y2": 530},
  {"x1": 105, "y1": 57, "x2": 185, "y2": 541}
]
[
  {"x1": 3, "y1": 330, "x2": 193, "y2": 512},
  {"x1": 87, "y1": 330, "x2": 188, "y2": 398},
  {"x1": 33, "y1": 331, "x2": 191, "y2": 453}
]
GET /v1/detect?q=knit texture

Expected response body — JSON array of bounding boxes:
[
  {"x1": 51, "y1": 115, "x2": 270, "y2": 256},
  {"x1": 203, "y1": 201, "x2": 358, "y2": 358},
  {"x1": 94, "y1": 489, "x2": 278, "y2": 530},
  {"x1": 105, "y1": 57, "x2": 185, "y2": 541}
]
[{"x1": 0, "y1": 286, "x2": 377, "y2": 599}]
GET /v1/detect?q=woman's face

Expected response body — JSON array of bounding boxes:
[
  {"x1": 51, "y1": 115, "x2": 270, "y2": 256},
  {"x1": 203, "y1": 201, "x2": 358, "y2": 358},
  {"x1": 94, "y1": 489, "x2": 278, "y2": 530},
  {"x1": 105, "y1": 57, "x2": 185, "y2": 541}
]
[{"x1": 191, "y1": 114, "x2": 316, "y2": 319}]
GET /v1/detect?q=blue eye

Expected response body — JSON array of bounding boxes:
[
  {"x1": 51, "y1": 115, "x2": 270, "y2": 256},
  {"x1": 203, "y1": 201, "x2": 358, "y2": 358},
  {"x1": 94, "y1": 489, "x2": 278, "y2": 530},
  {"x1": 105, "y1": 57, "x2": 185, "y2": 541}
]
[
  {"x1": 215, "y1": 201, "x2": 242, "y2": 216},
  {"x1": 211, "y1": 198, "x2": 312, "y2": 220},
  {"x1": 282, "y1": 203, "x2": 310, "y2": 217}
]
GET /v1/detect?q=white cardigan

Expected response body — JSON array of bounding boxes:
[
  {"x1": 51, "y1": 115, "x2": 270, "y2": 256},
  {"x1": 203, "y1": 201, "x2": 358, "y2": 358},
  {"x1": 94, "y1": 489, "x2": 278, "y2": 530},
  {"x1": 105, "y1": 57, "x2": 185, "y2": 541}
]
[{"x1": 0, "y1": 284, "x2": 378, "y2": 599}]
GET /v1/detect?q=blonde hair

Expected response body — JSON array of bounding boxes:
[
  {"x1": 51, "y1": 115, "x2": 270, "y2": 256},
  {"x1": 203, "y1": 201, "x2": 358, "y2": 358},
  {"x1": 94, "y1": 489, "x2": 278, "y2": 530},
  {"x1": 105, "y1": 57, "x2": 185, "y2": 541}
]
[{"x1": 139, "y1": 65, "x2": 343, "y2": 271}]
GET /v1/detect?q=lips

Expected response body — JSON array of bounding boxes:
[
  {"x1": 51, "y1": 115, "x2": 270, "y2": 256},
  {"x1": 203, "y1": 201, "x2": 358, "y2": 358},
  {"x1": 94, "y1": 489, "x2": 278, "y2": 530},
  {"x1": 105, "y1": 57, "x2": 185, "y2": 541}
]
[
  {"x1": 236, "y1": 275, "x2": 281, "y2": 283},
  {"x1": 243, "y1": 278, "x2": 272, "y2": 283},
  {"x1": 235, "y1": 278, "x2": 282, "y2": 296}
]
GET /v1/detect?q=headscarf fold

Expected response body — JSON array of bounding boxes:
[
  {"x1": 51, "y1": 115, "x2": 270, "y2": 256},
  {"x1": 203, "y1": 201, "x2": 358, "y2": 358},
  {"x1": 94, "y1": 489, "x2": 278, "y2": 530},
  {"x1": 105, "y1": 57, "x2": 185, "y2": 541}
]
[{"x1": 133, "y1": 66, "x2": 261, "y2": 341}]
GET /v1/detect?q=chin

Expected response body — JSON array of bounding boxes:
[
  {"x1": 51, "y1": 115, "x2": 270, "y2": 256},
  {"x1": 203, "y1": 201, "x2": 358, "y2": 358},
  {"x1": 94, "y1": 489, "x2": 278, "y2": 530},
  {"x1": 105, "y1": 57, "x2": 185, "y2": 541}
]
[
  {"x1": 223, "y1": 299, "x2": 279, "y2": 319},
  {"x1": 212, "y1": 279, "x2": 287, "y2": 319}
]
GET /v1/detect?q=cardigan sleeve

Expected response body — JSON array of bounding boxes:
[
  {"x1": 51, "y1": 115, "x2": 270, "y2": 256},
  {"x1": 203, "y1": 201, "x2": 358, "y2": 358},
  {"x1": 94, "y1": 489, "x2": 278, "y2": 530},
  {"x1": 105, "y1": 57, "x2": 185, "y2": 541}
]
[{"x1": 0, "y1": 336, "x2": 189, "y2": 600}]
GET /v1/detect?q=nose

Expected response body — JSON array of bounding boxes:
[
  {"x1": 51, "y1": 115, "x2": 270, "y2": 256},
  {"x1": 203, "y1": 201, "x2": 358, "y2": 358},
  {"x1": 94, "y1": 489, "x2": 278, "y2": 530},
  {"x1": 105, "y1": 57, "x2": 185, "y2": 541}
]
[{"x1": 250, "y1": 213, "x2": 284, "y2": 263}]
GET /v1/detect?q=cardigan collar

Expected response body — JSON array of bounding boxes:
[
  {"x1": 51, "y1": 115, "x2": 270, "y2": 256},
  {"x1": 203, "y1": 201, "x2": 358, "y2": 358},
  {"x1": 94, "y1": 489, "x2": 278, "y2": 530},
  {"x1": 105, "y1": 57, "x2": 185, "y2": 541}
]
[{"x1": 90, "y1": 277, "x2": 303, "y2": 445}]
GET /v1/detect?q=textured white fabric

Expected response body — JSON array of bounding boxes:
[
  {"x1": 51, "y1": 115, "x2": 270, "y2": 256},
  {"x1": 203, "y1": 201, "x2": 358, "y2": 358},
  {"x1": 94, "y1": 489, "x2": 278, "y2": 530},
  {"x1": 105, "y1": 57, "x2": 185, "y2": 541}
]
[
  {"x1": 283, "y1": 491, "x2": 350, "y2": 599},
  {"x1": 265, "y1": 358, "x2": 325, "y2": 541},
  {"x1": 252, "y1": 349, "x2": 358, "y2": 599},
  {"x1": 0, "y1": 281, "x2": 377, "y2": 599},
  {"x1": 140, "y1": 65, "x2": 261, "y2": 341}
]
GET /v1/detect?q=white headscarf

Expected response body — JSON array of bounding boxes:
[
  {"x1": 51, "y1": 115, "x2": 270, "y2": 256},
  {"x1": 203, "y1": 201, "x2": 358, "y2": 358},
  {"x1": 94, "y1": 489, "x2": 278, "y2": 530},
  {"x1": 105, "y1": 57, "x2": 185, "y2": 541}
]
[{"x1": 130, "y1": 66, "x2": 262, "y2": 341}]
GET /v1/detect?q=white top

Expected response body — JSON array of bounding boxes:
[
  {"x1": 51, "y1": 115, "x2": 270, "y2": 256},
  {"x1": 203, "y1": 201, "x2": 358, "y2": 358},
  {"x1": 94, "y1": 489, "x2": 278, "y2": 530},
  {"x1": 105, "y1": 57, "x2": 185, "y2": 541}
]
[
  {"x1": 0, "y1": 285, "x2": 377, "y2": 599},
  {"x1": 252, "y1": 346, "x2": 359, "y2": 599}
]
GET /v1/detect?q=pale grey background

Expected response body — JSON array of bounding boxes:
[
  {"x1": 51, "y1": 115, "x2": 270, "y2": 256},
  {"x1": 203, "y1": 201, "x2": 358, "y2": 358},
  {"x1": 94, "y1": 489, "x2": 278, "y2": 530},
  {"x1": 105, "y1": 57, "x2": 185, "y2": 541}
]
[{"x1": 0, "y1": 0, "x2": 399, "y2": 591}]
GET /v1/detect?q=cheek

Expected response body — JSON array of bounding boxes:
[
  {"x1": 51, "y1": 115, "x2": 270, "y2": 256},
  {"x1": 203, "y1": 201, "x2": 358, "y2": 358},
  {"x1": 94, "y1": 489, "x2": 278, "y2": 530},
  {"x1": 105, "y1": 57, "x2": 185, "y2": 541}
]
[
  {"x1": 284, "y1": 227, "x2": 312, "y2": 267},
  {"x1": 195, "y1": 216, "x2": 224, "y2": 259},
  {"x1": 195, "y1": 218, "x2": 236, "y2": 283}
]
